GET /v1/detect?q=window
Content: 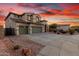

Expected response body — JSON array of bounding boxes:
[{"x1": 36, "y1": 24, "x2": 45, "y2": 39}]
[
  {"x1": 36, "y1": 16, "x2": 39, "y2": 21},
  {"x1": 27, "y1": 15, "x2": 31, "y2": 21}
]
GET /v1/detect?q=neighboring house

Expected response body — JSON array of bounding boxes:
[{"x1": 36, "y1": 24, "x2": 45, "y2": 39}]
[
  {"x1": 57, "y1": 24, "x2": 70, "y2": 31},
  {"x1": 5, "y1": 12, "x2": 48, "y2": 36}
]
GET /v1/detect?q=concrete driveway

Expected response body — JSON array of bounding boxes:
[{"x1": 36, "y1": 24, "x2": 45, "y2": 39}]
[{"x1": 26, "y1": 33, "x2": 79, "y2": 56}]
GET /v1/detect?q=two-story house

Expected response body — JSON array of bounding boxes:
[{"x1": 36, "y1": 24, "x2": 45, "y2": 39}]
[{"x1": 5, "y1": 12, "x2": 48, "y2": 36}]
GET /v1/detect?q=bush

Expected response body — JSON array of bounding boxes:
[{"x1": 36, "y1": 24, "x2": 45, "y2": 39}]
[
  {"x1": 49, "y1": 24, "x2": 57, "y2": 29},
  {"x1": 57, "y1": 32, "x2": 60, "y2": 34},
  {"x1": 75, "y1": 29, "x2": 79, "y2": 33},
  {"x1": 13, "y1": 45, "x2": 20, "y2": 50},
  {"x1": 58, "y1": 29, "x2": 66, "y2": 34},
  {"x1": 53, "y1": 29, "x2": 57, "y2": 33},
  {"x1": 68, "y1": 29, "x2": 75, "y2": 35},
  {"x1": 49, "y1": 23, "x2": 57, "y2": 32},
  {"x1": 22, "y1": 48, "x2": 32, "y2": 56}
]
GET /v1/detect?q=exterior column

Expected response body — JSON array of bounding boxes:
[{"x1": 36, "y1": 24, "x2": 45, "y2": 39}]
[
  {"x1": 46, "y1": 24, "x2": 49, "y2": 32},
  {"x1": 16, "y1": 26, "x2": 19, "y2": 35},
  {"x1": 42, "y1": 25, "x2": 45, "y2": 32},
  {"x1": 28, "y1": 24, "x2": 32, "y2": 34}
]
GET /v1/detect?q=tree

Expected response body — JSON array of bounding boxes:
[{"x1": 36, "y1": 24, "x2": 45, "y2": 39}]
[
  {"x1": 49, "y1": 23, "x2": 57, "y2": 29},
  {"x1": 49, "y1": 23, "x2": 58, "y2": 32}
]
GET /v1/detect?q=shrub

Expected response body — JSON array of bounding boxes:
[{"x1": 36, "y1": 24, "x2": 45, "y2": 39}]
[
  {"x1": 75, "y1": 29, "x2": 79, "y2": 33},
  {"x1": 22, "y1": 48, "x2": 32, "y2": 56},
  {"x1": 58, "y1": 29, "x2": 66, "y2": 34},
  {"x1": 53, "y1": 29, "x2": 57, "y2": 33},
  {"x1": 49, "y1": 23, "x2": 58, "y2": 32},
  {"x1": 57, "y1": 32, "x2": 60, "y2": 34},
  {"x1": 68, "y1": 29, "x2": 75, "y2": 35},
  {"x1": 49, "y1": 24, "x2": 57, "y2": 29},
  {"x1": 13, "y1": 45, "x2": 20, "y2": 50}
]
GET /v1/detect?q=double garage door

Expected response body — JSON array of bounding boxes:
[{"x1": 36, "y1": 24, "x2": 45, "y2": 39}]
[
  {"x1": 19, "y1": 26, "x2": 42, "y2": 34},
  {"x1": 19, "y1": 26, "x2": 28, "y2": 34},
  {"x1": 32, "y1": 27, "x2": 42, "y2": 33}
]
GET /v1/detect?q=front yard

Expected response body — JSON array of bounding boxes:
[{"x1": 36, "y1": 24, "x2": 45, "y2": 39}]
[
  {"x1": 0, "y1": 36, "x2": 45, "y2": 56},
  {"x1": 1, "y1": 33, "x2": 79, "y2": 56}
]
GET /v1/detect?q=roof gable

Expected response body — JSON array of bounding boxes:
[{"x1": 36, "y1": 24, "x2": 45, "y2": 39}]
[
  {"x1": 5, "y1": 12, "x2": 24, "y2": 21},
  {"x1": 5, "y1": 12, "x2": 43, "y2": 24}
]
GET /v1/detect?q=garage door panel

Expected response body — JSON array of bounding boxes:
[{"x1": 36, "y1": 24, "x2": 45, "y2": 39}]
[
  {"x1": 19, "y1": 26, "x2": 28, "y2": 34},
  {"x1": 32, "y1": 27, "x2": 42, "y2": 33}
]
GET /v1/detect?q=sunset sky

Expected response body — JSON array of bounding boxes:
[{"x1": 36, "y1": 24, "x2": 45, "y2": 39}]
[{"x1": 0, "y1": 3, "x2": 79, "y2": 26}]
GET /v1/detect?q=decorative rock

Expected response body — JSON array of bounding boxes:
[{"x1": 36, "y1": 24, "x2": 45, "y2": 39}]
[{"x1": 22, "y1": 48, "x2": 32, "y2": 56}]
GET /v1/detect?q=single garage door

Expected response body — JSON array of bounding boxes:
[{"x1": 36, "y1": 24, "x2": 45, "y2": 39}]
[
  {"x1": 32, "y1": 27, "x2": 42, "y2": 33},
  {"x1": 19, "y1": 26, "x2": 28, "y2": 34}
]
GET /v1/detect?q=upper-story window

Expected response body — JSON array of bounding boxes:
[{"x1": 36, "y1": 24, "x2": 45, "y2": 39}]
[
  {"x1": 36, "y1": 16, "x2": 40, "y2": 22},
  {"x1": 27, "y1": 15, "x2": 31, "y2": 21},
  {"x1": 31, "y1": 15, "x2": 40, "y2": 23},
  {"x1": 30, "y1": 15, "x2": 33, "y2": 20}
]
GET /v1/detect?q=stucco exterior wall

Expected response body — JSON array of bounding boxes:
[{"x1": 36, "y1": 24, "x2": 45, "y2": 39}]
[
  {"x1": 5, "y1": 14, "x2": 16, "y2": 28},
  {"x1": 22, "y1": 14, "x2": 28, "y2": 21}
]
